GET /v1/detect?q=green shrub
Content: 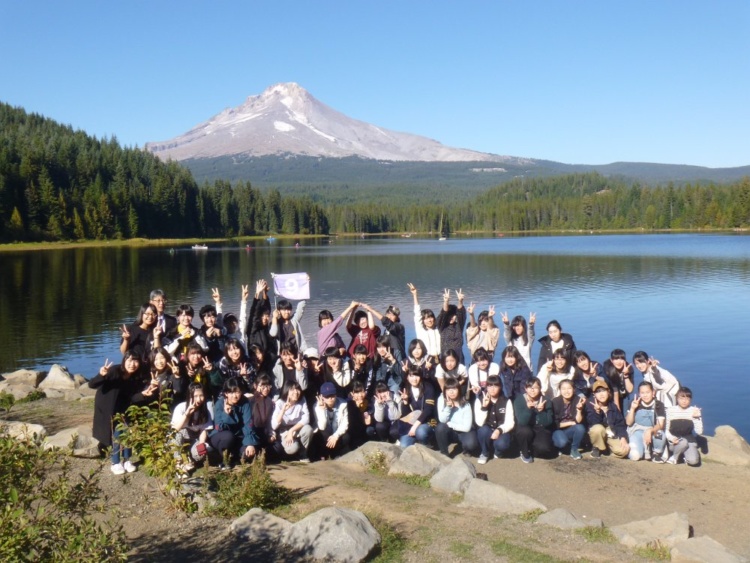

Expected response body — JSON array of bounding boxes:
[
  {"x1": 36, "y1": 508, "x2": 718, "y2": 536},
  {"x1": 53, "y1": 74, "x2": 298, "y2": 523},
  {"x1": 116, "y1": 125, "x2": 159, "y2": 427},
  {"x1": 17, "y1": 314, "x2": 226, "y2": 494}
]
[
  {"x1": 17, "y1": 389, "x2": 46, "y2": 404},
  {"x1": 0, "y1": 391, "x2": 15, "y2": 414},
  {"x1": 114, "y1": 394, "x2": 194, "y2": 511},
  {"x1": 205, "y1": 451, "x2": 296, "y2": 518},
  {"x1": 0, "y1": 436, "x2": 127, "y2": 562},
  {"x1": 363, "y1": 449, "x2": 389, "y2": 475}
]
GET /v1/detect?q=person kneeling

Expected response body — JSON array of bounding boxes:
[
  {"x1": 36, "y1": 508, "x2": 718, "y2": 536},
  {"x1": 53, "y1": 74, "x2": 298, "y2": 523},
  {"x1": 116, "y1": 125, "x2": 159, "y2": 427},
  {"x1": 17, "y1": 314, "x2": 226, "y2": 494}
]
[
  {"x1": 585, "y1": 380, "x2": 629, "y2": 459},
  {"x1": 665, "y1": 386, "x2": 703, "y2": 466},
  {"x1": 626, "y1": 381, "x2": 667, "y2": 462},
  {"x1": 435, "y1": 377, "x2": 479, "y2": 457},
  {"x1": 314, "y1": 382, "x2": 350, "y2": 459},
  {"x1": 171, "y1": 383, "x2": 215, "y2": 473},
  {"x1": 271, "y1": 381, "x2": 313, "y2": 462},
  {"x1": 209, "y1": 377, "x2": 260, "y2": 468},
  {"x1": 513, "y1": 377, "x2": 556, "y2": 463},
  {"x1": 475, "y1": 375, "x2": 515, "y2": 464}
]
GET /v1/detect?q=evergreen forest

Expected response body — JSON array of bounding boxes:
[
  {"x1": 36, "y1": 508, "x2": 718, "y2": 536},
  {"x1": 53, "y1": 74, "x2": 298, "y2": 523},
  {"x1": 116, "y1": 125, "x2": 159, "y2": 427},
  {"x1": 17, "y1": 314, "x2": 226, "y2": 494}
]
[{"x1": 1, "y1": 102, "x2": 749, "y2": 243}]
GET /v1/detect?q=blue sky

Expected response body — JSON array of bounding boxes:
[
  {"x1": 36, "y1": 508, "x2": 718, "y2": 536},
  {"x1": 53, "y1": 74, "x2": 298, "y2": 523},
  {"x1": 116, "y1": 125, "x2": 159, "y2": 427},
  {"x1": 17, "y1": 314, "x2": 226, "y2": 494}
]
[{"x1": 2, "y1": 1, "x2": 748, "y2": 167}]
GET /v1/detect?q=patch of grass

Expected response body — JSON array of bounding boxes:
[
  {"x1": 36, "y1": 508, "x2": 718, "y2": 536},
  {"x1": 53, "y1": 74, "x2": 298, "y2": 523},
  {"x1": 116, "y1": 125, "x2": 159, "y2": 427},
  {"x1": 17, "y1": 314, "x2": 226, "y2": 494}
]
[
  {"x1": 448, "y1": 540, "x2": 474, "y2": 558},
  {"x1": 366, "y1": 512, "x2": 407, "y2": 563},
  {"x1": 363, "y1": 449, "x2": 390, "y2": 475},
  {"x1": 490, "y1": 539, "x2": 565, "y2": 562},
  {"x1": 518, "y1": 508, "x2": 545, "y2": 523},
  {"x1": 205, "y1": 452, "x2": 297, "y2": 518},
  {"x1": 575, "y1": 526, "x2": 617, "y2": 543},
  {"x1": 634, "y1": 540, "x2": 671, "y2": 560},
  {"x1": 0, "y1": 391, "x2": 15, "y2": 413},
  {"x1": 392, "y1": 474, "x2": 431, "y2": 488}
]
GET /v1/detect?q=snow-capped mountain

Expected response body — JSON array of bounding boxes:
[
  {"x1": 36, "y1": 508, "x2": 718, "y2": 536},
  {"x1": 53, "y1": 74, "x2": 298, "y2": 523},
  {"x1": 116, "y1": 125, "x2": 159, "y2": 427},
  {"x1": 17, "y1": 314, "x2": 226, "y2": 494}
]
[{"x1": 145, "y1": 83, "x2": 522, "y2": 163}]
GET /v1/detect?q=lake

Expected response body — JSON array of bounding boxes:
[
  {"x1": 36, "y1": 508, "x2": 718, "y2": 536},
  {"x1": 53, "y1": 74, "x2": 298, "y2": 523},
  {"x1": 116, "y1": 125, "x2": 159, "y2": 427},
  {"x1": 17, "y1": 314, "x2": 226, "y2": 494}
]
[{"x1": 1, "y1": 233, "x2": 749, "y2": 439}]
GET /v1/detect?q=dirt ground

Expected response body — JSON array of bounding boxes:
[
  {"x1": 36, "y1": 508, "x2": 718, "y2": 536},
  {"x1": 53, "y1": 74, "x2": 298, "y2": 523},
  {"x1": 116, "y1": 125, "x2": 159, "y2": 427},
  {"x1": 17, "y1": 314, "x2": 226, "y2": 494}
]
[{"x1": 7, "y1": 398, "x2": 750, "y2": 561}]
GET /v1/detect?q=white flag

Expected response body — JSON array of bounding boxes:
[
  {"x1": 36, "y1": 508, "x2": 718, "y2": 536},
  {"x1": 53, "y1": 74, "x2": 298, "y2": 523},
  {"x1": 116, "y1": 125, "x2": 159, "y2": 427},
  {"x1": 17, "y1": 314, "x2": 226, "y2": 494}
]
[{"x1": 271, "y1": 272, "x2": 310, "y2": 300}]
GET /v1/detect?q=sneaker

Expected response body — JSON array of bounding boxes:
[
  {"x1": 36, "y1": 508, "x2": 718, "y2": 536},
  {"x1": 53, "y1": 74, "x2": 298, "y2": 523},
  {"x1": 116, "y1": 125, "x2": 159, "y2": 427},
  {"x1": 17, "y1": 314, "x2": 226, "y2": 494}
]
[
  {"x1": 666, "y1": 456, "x2": 677, "y2": 465},
  {"x1": 644, "y1": 450, "x2": 652, "y2": 461},
  {"x1": 590, "y1": 447, "x2": 601, "y2": 459},
  {"x1": 297, "y1": 458, "x2": 311, "y2": 464},
  {"x1": 123, "y1": 461, "x2": 137, "y2": 473},
  {"x1": 182, "y1": 461, "x2": 195, "y2": 472},
  {"x1": 652, "y1": 454, "x2": 665, "y2": 464},
  {"x1": 477, "y1": 454, "x2": 489, "y2": 465},
  {"x1": 570, "y1": 450, "x2": 582, "y2": 460},
  {"x1": 110, "y1": 463, "x2": 125, "y2": 475},
  {"x1": 521, "y1": 453, "x2": 534, "y2": 464}
]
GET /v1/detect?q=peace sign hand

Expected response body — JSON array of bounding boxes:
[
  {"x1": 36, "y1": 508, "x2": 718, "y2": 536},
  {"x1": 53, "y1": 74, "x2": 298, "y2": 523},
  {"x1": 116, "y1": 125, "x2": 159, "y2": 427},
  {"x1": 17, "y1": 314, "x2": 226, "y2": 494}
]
[
  {"x1": 241, "y1": 284, "x2": 249, "y2": 302},
  {"x1": 443, "y1": 288, "x2": 450, "y2": 302},
  {"x1": 202, "y1": 357, "x2": 213, "y2": 371},
  {"x1": 455, "y1": 288, "x2": 465, "y2": 302},
  {"x1": 501, "y1": 311, "x2": 509, "y2": 324},
  {"x1": 467, "y1": 302, "x2": 476, "y2": 315},
  {"x1": 120, "y1": 324, "x2": 130, "y2": 340},
  {"x1": 212, "y1": 287, "x2": 221, "y2": 304},
  {"x1": 407, "y1": 282, "x2": 417, "y2": 296},
  {"x1": 488, "y1": 305, "x2": 496, "y2": 317},
  {"x1": 529, "y1": 312, "x2": 536, "y2": 324},
  {"x1": 99, "y1": 359, "x2": 113, "y2": 377}
]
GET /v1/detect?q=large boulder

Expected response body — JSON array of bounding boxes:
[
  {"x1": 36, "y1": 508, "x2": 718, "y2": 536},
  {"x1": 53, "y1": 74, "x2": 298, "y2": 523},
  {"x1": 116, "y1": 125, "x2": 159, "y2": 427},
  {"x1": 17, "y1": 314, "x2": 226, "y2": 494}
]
[
  {"x1": 337, "y1": 442, "x2": 403, "y2": 469},
  {"x1": 671, "y1": 536, "x2": 748, "y2": 563},
  {"x1": 43, "y1": 426, "x2": 100, "y2": 458},
  {"x1": 388, "y1": 444, "x2": 450, "y2": 477},
  {"x1": 0, "y1": 421, "x2": 47, "y2": 443},
  {"x1": 38, "y1": 365, "x2": 77, "y2": 391},
  {"x1": 537, "y1": 508, "x2": 603, "y2": 530},
  {"x1": 1, "y1": 369, "x2": 46, "y2": 387},
  {"x1": 704, "y1": 426, "x2": 750, "y2": 466},
  {"x1": 430, "y1": 456, "x2": 476, "y2": 494},
  {"x1": 0, "y1": 382, "x2": 37, "y2": 400},
  {"x1": 611, "y1": 512, "x2": 690, "y2": 548},
  {"x1": 282, "y1": 507, "x2": 380, "y2": 562},
  {"x1": 230, "y1": 507, "x2": 292, "y2": 542},
  {"x1": 460, "y1": 478, "x2": 546, "y2": 514}
]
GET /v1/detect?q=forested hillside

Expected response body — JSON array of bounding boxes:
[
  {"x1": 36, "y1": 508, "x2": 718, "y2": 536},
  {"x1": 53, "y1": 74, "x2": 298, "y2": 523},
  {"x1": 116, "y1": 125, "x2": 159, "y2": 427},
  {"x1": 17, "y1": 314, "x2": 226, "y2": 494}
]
[
  {"x1": 1, "y1": 102, "x2": 748, "y2": 242},
  {"x1": 0, "y1": 103, "x2": 329, "y2": 241}
]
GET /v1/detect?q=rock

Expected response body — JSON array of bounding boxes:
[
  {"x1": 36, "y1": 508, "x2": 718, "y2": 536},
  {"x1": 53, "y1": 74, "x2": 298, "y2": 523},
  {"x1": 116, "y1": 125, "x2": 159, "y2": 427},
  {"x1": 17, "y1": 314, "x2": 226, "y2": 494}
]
[
  {"x1": 38, "y1": 364, "x2": 77, "y2": 391},
  {"x1": 78, "y1": 385, "x2": 97, "y2": 397},
  {"x1": 43, "y1": 426, "x2": 100, "y2": 458},
  {"x1": 537, "y1": 508, "x2": 603, "y2": 530},
  {"x1": 337, "y1": 442, "x2": 403, "y2": 469},
  {"x1": 704, "y1": 426, "x2": 750, "y2": 466},
  {"x1": 73, "y1": 374, "x2": 87, "y2": 388},
  {"x1": 282, "y1": 507, "x2": 380, "y2": 563},
  {"x1": 611, "y1": 512, "x2": 690, "y2": 548},
  {"x1": 0, "y1": 382, "x2": 37, "y2": 400},
  {"x1": 388, "y1": 444, "x2": 450, "y2": 477},
  {"x1": 230, "y1": 507, "x2": 292, "y2": 542},
  {"x1": 460, "y1": 478, "x2": 546, "y2": 514},
  {"x1": 430, "y1": 456, "x2": 476, "y2": 494},
  {"x1": 671, "y1": 536, "x2": 748, "y2": 562},
  {"x1": 62, "y1": 390, "x2": 86, "y2": 401},
  {"x1": 0, "y1": 369, "x2": 46, "y2": 387},
  {"x1": 0, "y1": 421, "x2": 47, "y2": 443},
  {"x1": 42, "y1": 389, "x2": 65, "y2": 399}
]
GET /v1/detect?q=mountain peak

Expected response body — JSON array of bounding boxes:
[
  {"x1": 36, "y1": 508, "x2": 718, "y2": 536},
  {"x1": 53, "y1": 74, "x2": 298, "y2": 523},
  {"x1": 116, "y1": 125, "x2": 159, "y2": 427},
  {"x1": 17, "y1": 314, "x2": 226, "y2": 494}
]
[{"x1": 145, "y1": 83, "x2": 513, "y2": 163}]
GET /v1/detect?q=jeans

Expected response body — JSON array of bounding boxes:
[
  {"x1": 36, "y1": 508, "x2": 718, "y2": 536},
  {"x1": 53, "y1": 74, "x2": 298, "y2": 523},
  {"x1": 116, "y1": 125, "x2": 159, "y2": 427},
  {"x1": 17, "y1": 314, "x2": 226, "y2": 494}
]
[
  {"x1": 111, "y1": 426, "x2": 131, "y2": 465},
  {"x1": 628, "y1": 429, "x2": 666, "y2": 460},
  {"x1": 435, "y1": 423, "x2": 479, "y2": 456},
  {"x1": 476, "y1": 425, "x2": 512, "y2": 458},
  {"x1": 399, "y1": 423, "x2": 434, "y2": 448},
  {"x1": 552, "y1": 424, "x2": 586, "y2": 453}
]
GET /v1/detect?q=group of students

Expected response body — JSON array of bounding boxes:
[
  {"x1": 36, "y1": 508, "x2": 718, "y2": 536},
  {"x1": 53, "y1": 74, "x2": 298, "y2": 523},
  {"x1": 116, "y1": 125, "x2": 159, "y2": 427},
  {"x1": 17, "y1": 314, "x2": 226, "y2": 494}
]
[{"x1": 91, "y1": 282, "x2": 704, "y2": 476}]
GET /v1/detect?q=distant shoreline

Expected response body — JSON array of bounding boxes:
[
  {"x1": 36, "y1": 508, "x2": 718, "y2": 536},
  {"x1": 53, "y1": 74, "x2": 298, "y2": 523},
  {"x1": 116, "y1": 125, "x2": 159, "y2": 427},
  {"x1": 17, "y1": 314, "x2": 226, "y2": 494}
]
[{"x1": 0, "y1": 228, "x2": 747, "y2": 253}]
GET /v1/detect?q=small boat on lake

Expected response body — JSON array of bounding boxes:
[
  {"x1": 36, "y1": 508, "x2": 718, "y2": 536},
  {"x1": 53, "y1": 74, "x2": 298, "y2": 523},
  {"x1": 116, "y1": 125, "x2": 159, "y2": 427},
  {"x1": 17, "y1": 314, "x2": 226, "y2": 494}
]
[{"x1": 192, "y1": 244, "x2": 208, "y2": 250}]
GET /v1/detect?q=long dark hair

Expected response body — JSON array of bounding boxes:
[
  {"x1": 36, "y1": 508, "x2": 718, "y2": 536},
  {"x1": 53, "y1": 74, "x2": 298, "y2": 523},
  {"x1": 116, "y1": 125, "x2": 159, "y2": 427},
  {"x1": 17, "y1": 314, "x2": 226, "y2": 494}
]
[
  {"x1": 501, "y1": 345, "x2": 527, "y2": 374},
  {"x1": 549, "y1": 350, "x2": 570, "y2": 374},
  {"x1": 509, "y1": 315, "x2": 529, "y2": 346},
  {"x1": 442, "y1": 376, "x2": 466, "y2": 407},
  {"x1": 223, "y1": 337, "x2": 248, "y2": 365},
  {"x1": 186, "y1": 383, "x2": 210, "y2": 426}
]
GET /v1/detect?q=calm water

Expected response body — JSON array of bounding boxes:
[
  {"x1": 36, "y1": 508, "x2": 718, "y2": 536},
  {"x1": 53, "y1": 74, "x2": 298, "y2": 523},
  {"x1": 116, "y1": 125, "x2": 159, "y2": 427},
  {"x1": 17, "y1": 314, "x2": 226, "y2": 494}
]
[{"x1": 1, "y1": 233, "x2": 749, "y2": 438}]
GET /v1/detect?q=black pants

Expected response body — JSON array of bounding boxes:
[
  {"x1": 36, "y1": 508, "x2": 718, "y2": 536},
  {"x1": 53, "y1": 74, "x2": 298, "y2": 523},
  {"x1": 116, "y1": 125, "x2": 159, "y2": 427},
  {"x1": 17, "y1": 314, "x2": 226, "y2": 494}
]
[{"x1": 515, "y1": 425, "x2": 555, "y2": 459}]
